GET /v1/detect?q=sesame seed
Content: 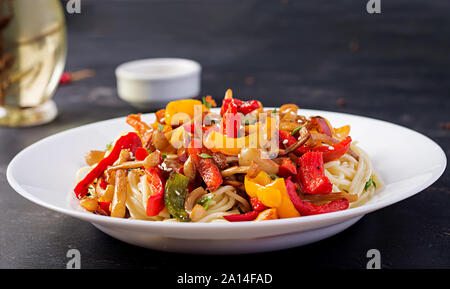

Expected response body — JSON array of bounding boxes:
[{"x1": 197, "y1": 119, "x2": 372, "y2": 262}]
[{"x1": 282, "y1": 139, "x2": 288, "y2": 145}]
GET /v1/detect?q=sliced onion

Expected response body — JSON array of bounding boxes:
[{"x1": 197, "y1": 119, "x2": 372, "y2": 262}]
[
  {"x1": 221, "y1": 166, "x2": 249, "y2": 177},
  {"x1": 311, "y1": 116, "x2": 333, "y2": 137},
  {"x1": 184, "y1": 187, "x2": 205, "y2": 213},
  {"x1": 239, "y1": 148, "x2": 279, "y2": 175}
]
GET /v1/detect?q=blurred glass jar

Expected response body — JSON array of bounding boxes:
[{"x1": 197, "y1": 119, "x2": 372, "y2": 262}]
[{"x1": 0, "y1": 0, "x2": 66, "y2": 127}]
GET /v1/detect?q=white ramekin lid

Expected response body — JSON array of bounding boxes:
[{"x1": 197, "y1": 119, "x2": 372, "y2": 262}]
[{"x1": 115, "y1": 58, "x2": 201, "y2": 109}]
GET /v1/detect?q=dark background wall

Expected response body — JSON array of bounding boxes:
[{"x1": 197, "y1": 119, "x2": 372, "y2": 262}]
[{"x1": 0, "y1": 0, "x2": 448, "y2": 269}]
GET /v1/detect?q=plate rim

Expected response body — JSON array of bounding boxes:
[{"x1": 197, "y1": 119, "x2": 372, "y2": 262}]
[{"x1": 6, "y1": 108, "x2": 447, "y2": 232}]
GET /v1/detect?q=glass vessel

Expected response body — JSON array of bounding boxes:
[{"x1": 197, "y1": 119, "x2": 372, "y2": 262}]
[{"x1": 0, "y1": 0, "x2": 67, "y2": 126}]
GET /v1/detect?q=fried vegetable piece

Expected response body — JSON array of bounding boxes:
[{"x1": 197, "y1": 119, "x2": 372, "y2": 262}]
[
  {"x1": 145, "y1": 167, "x2": 166, "y2": 216},
  {"x1": 164, "y1": 173, "x2": 191, "y2": 222},
  {"x1": 278, "y1": 158, "x2": 297, "y2": 178},
  {"x1": 223, "y1": 210, "x2": 259, "y2": 222},
  {"x1": 308, "y1": 136, "x2": 352, "y2": 163},
  {"x1": 74, "y1": 132, "x2": 142, "y2": 199},
  {"x1": 126, "y1": 114, "x2": 153, "y2": 147},
  {"x1": 254, "y1": 208, "x2": 278, "y2": 221},
  {"x1": 296, "y1": 151, "x2": 332, "y2": 195},
  {"x1": 285, "y1": 178, "x2": 349, "y2": 215},
  {"x1": 188, "y1": 146, "x2": 223, "y2": 192},
  {"x1": 85, "y1": 150, "x2": 105, "y2": 166},
  {"x1": 111, "y1": 150, "x2": 131, "y2": 218}
]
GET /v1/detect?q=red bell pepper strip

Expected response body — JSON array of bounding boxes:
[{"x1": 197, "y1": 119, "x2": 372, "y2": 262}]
[
  {"x1": 278, "y1": 158, "x2": 297, "y2": 178},
  {"x1": 220, "y1": 98, "x2": 243, "y2": 115},
  {"x1": 309, "y1": 136, "x2": 352, "y2": 163},
  {"x1": 223, "y1": 210, "x2": 260, "y2": 222},
  {"x1": 250, "y1": 197, "x2": 268, "y2": 212},
  {"x1": 278, "y1": 130, "x2": 308, "y2": 156},
  {"x1": 285, "y1": 178, "x2": 348, "y2": 215},
  {"x1": 134, "y1": 147, "x2": 165, "y2": 216},
  {"x1": 239, "y1": 100, "x2": 260, "y2": 115},
  {"x1": 188, "y1": 145, "x2": 223, "y2": 191},
  {"x1": 296, "y1": 151, "x2": 332, "y2": 195},
  {"x1": 74, "y1": 132, "x2": 142, "y2": 199},
  {"x1": 135, "y1": 147, "x2": 149, "y2": 161},
  {"x1": 98, "y1": 201, "x2": 111, "y2": 215},
  {"x1": 279, "y1": 130, "x2": 297, "y2": 148},
  {"x1": 99, "y1": 178, "x2": 108, "y2": 190},
  {"x1": 221, "y1": 100, "x2": 242, "y2": 138},
  {"x1": 145, "y1": 167, "x2": 166, "y2": 216},
  {"x1": 224, "y1": 197, "x2": 267, "y2": 222}
]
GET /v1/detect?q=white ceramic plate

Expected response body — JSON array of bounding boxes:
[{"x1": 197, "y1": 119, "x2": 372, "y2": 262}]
[{"x1": 7, "y1": 109, "x2": 446, "y2": 254}]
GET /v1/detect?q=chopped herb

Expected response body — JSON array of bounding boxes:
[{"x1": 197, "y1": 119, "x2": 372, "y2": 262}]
[
  {"x1": 199, "y1": 153, "x2": 212, "y2": 159},
  {"x1": 291, "y1": 125, "x2": 305, "y2": 136},
  {"x1": 272, "y1": 108, "x2": 277, "y2": 114},
  {"x1": 364, "y1": 177, "x2": 377, "y2": 191},
  {"x1": 147, "y1": 149, "x2": 153, "y2": 154},
  {"x1": 269, "y1": 173, "x2": 278, "y2": 180},
  {"x1": 202, "y1": 96, "x2": 212, "y2": 109},
  {"x1": 105, "y1": 141, "x2": 113, "y2": 151},
  {"x1": 161, "y1": 153, "x2": 168, "y2": 159},
  {"x1": 87, "y1": 185, "x2": 96, "y2": 198},
  {"x1": 158, "y1": 123, "x2": 164, "y2": 132},
  {"x1": 198, "y1": 194, "x2": 215, "y2": 210}
]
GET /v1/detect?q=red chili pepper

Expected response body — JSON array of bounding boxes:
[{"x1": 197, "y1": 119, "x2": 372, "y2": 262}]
[
  {"x1": 59, "y1": 72, "x2": 72, "y2": 84},
  {"x1": 187, "y1": 145, "x2": 223, "y2": 191},
  {"x1": 278, "y1": 158, "x2": 297, "y2": 178},
  {"x1": 310, "y1": 136, "x2": 352, "y2": 163},
  {"x1": 223, "y1": 210, "x2": 260, "y2": 222},
  {"x1": 220, "y1": 98, "x2": 243, "y2": 115},
  {"x1": 239, "y1": 100, "x2": 260, "y2": 115},
  {"x1": 59, "y1": 69, "x2": 95, "y2": 85},
  {"x1": 99, "y1": 178, "x2": 108, "y2": 190},
  {"x1": 144, "y1": 167, "x2": 166, "y2": 216},
  {"x1": 296, "y1": 151, "x2": 332, "y2": 195},
  {"x1": 135, "y1": 147, "x2": 150, "y2": 161},
  {"x1": 98, "y1": 201, "x2": 111, "y2": 215},
  {"x1": 285, "y1": 178, "x2": 348, "y2": 215},
  {"x1": 250, "y1": 197, "x2": 268, "y2": 212},
  {"x1": 74, "y1": 132, "x2": 142, "y2": 199}
]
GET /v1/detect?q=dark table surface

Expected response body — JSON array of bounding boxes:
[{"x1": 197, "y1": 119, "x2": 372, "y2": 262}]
[{"x1": 0, "y1": 0, "x2": 449, "y2": 269}]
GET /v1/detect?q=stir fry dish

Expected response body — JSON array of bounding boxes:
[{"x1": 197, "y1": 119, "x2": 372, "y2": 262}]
[{"x1": 74, "y1": 89, "x2": 381, "y2": 222}]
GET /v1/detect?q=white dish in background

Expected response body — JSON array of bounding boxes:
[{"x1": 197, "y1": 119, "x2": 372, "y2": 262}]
[
  {"x1": 116, "y1": 58, "x2": 201, "y2": 109},
  {"x1": 7, "y1": 109, "x2": 446, "y2": 254}
]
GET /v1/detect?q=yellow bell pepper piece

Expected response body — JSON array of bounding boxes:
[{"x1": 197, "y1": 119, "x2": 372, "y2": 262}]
[
  {"x1": 244, "y1": 171, "x2": 273, "y2": 198},
  {"x1": 165, "y1": 99, "x2": 208, "y2": 126},
  {"x1": 264, "y1": 178, "x2": 300, "y2": 218},
  {"x1": 256, "y1": 187, "x2": 281, "y2": 208},
  {"x1": 252, "y1": 171, "x2": 273, "y2": 186},
  {"x1": 204, "y1": 130, "x2": 267, "y2": 156},
  {"x1": 334, "y1": 125, "x2": 351, "y2": 139},
  {"x1": 254, "y1": 208, "x2": 278, "y2": 221}
]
